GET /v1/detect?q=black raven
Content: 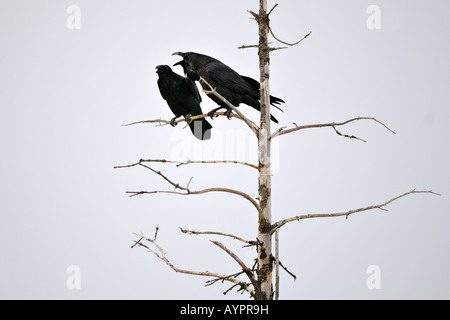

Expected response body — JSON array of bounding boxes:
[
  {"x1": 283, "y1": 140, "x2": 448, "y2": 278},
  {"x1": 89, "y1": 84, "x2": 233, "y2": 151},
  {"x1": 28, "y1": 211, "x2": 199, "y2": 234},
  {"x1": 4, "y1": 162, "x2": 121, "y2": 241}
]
[
  {"x1": 172, "y1": 52, "x2": 284, "y2": 123},
  {"x1": 156, "y1": 65, "x2": 212, "y2": 140}
]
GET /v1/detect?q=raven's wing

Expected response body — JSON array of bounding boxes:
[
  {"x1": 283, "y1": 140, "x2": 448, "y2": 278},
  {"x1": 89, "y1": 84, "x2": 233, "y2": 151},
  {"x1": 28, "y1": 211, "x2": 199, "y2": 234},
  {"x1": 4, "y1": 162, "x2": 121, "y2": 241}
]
[
  {"x1": 157, "y1": 79, "x2": 171, "y2": 102},
  {"x1": 184, "y1": 77, "x2": 202, "y2": 103},
  {"x1": 204, "y1": 62, "x2": 255, "y2": 95},
  {"x1": 157, "y1": 71, "x2": 183, "y2": 102},
  {"x1": 178, "y1": 76, "x2": 204, "y2": 116}
]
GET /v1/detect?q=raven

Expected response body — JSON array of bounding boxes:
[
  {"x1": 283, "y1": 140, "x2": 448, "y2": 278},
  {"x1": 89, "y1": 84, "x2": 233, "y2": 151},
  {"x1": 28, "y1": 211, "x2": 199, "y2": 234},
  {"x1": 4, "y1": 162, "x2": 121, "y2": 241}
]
[
  {"x1": 172, "y1": 52, "x2": 284, "y2": 123},
  {"x1": 156, "y1": 65, "x2": 212, "y2": 140}
]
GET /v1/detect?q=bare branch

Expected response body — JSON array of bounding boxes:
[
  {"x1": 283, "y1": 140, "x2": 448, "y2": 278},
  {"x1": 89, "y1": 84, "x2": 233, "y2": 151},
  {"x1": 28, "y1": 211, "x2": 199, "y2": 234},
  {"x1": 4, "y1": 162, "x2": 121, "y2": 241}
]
[
  {"x1": 122, "y1": 111, "x2": 253, "y2": 128},
  {"x1": 252, "y1": 2, "x2": 311, "y2": 49},
  {"x1": 269, "y1": 28, "x2": 312, "y2": 47},
  {"x1": 115, "y1": 158, "x2": 258, "y2": 171},
  {"x1": 270, "y1": 190, "x2": 440, "y2": 234},
  {"x1": 270, "y1": 117, "x2": 397, "y2": 141},
  {"x1": 136, "y1": 163, "x2": 184, "y2": 191},
  {"x1": 210, "y1": 240, "x2": 260, "y2": 297},
  {"x1": 122, "y1": 164, "x2": 263, "y2": 219},
  {"x1": 133, "y1": 232, "x2": 255, "y2": 297},
  {"x1": 269, "y1": 46, "x2": 289, "y2": 52},
  {"x1": 177, "y1": 159, "x2": 258, "y2": 170},
  {"x1": 247, "y1": 10, "x2": 259, "y2": 20},
  {"x1": 199, "y1": 77, "x2": 260, "y2": 136},
  {"x1": 238, "y1": 44, "x2": 259, "y2": 50},
  {"x1": 122, "y1": 118, "x2": 170, "y2": 127},
  {"x1": 127, "y1": 188, "x2": 262, "y2": 218},
  {"x1": 267, "y1": 3, "x2": 279, "y2": 17},
  {"x1": 179, "y1": 227, "x2": 257, "y2": 246}
]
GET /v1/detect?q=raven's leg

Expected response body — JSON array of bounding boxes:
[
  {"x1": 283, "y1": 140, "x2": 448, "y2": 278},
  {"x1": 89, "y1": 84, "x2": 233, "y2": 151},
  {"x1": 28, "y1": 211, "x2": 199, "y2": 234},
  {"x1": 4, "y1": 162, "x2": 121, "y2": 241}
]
[
  {"x1": 207, "y1": 106, "x2": 225, "y2": 119},
  {"x1": 170, "y1": 116, "x2": 179, "y2": 127},
  {"x1": 184, "y1": 114, "x2": 192, "y2": 124}
]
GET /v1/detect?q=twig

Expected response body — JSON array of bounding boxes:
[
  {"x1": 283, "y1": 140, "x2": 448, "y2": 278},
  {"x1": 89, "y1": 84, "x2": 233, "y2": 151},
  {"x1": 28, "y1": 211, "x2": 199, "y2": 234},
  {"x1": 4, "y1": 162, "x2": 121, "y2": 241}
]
[
  {"x1": 179, "y1": 227, "x2": 257, "y2": 246},
  {"x1": 131, "y1": 236, "x2": 143, "y2": 249},
  {"x1": 186, "y1": 176, "x2": 193, "y2": 190},
  {"x1": 332, "y1": 124, "x2": 367, "y2": 143},
  {"x1": 153, "y1": 226, "x2": 159, "y2": 241},
  {"x1": 223, "y1": 283, "x2": 240, "y2": 295},
  {"x1": 205, "y1": 271, "x2": 252, "y2": 296},
  {"x1": 199, "y1": 77, "x2": 260, "y2": 136},
  {"x1": 205, "y1": 270, "x2": 245, "y2": 286},
  {"x1": 279, "y1": 260, "x2": 297, "y2": 281},
  {"x1": 270, "y1": 190, "x2": 440, "y2": 234}
]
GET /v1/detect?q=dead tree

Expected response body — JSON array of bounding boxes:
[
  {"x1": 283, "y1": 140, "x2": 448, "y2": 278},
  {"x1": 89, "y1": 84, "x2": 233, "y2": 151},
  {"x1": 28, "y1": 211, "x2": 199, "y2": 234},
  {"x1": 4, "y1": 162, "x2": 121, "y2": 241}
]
[{"x1": 115, "y1": 0, "x2": 438, "y2": 300}]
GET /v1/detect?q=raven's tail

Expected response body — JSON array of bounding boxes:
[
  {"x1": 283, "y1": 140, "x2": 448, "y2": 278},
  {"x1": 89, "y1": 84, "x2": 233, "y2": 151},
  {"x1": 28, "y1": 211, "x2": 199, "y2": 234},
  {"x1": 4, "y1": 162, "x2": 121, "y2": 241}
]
[
  {"x1": 270, "y1": 96, "x2": 285, "y2": 111},
  {"x1": 242, "y1": 96, "x2": 279, "y2": 124},
  {"x1": 189, "y1": 118, "x2": 212, "y2": 140},
  {"x1": 241, "y1": 75, "x2": 285, "y2": 112}
]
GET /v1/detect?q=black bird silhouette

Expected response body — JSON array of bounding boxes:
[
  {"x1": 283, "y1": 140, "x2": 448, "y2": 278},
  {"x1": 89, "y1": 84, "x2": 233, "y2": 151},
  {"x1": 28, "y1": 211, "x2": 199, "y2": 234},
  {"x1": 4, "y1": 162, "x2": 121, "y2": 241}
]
[
  {"x1": 156, "y1": 65, "x2": 212, "y2": 140},
  {"x1": 172, "y1": 52, "x2": 284, "y2": 123}
]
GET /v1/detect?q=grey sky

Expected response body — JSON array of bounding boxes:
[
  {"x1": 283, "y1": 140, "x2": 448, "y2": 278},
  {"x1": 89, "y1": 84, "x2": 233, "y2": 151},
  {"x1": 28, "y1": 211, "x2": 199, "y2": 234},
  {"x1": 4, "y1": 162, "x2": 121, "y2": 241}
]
[{"x1": 0, "y1": 1, "x2": 449, "y2": 299}]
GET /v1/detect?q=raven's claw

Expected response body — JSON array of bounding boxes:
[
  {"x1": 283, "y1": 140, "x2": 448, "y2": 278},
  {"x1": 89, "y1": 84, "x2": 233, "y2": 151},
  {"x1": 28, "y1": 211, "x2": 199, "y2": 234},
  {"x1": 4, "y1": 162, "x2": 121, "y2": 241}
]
[{"x1": 225, "y1": 108, "x2": 233, "y2": 120}]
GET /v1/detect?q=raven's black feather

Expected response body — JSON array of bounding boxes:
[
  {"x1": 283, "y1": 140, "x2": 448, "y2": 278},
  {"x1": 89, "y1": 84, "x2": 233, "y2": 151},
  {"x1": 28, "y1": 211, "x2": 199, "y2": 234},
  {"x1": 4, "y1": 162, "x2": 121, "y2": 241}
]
[
  {"x1": 156, "y1": 65, "x2": 212, "y2": 140},
  {"x1": 173, "y1": 52, "x2": 284, "y2": 123}
]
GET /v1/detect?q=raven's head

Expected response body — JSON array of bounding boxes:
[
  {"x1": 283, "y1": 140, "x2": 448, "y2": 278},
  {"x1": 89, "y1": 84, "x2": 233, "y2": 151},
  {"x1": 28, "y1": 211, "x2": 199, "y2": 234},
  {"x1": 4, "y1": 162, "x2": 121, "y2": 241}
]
[
  {"x1": 155, "y1": 65, "x2": 172, "y2": 75},
  {"x1": 172, "y1": 52, "x2": 200, "y2": 80}
]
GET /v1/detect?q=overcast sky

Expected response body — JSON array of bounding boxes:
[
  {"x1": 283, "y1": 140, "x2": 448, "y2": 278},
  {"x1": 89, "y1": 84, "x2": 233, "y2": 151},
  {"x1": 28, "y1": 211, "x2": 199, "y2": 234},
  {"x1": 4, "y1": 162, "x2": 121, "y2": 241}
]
[{"x1": 0, "y1": 0, "x2": 449, "y2": 300}]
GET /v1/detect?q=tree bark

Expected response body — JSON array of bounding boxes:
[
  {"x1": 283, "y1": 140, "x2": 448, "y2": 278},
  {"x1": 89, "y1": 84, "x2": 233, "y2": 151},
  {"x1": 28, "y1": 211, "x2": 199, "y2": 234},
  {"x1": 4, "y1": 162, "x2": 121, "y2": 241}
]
[{"x1": 256, "y1": 0, "x2": 273, "y2": 300}]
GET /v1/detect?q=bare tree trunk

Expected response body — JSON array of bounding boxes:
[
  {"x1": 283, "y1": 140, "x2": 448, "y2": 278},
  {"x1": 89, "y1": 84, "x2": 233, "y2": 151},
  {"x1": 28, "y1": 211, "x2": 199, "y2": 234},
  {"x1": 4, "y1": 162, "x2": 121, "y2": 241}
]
[
  {"x1": 275, "y1": 229, "x2": 280, "y2": 300},
  {"x1": 256, "y1": 0, "x2": 273, "y2": 300}
]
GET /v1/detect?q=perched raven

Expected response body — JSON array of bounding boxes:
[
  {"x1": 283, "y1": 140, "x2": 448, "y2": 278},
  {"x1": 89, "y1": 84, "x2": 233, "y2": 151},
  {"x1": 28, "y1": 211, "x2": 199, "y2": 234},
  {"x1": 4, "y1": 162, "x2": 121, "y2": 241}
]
[
  {"x1": 156, "y1": 65, "x2": 212, "y2": 140},
  {"x1": 172, "y1": 52, "x2": 284, "y2": 123}
]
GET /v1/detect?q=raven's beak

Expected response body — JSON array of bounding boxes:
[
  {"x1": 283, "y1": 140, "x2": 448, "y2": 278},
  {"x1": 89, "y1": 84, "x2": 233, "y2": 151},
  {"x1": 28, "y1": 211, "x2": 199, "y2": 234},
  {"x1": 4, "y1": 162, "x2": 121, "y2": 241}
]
[
  {"x1": 172, "y1": 52, "x2": 184, "y2": 67},
  {"x1": 155, "y1": 65, "x2": 163, "y2": 73}
]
